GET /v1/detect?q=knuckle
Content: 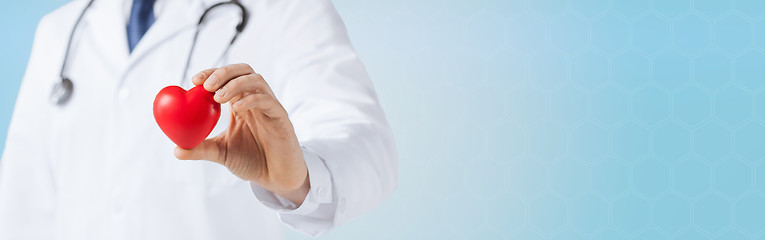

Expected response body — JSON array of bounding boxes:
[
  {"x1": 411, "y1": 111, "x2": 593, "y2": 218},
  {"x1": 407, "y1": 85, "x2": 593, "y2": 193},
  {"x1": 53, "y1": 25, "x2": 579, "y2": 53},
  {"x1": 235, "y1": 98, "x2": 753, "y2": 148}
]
[
  {"x1": 243, "y1": 74, "x2": 256, "y2": 82},
  {"x1": 248, "y1": 94, "x2": 263, "y2": 103},
  {"x1": 216, "y1": 68, "x2": 230, "y2": 77},
  {"x1": 242, "y1": 63, "x2": 254, "y2": 72},
  {"x1": 261, "y1": 94, "x2": 274, "y2": 102},
  {"x1": 225, "y1": 78, "x2": 240, "y2": 90},
  {"x1": 253, "y1": 81, "x2": 266, "y2": 90}
]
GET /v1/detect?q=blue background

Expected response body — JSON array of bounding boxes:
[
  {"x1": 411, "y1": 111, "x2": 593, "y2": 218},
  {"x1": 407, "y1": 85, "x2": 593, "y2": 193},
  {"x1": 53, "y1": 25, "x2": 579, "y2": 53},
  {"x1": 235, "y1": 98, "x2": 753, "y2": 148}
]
[{"x1": 3, "y1": 0, "x2": 765, "y2": 239}]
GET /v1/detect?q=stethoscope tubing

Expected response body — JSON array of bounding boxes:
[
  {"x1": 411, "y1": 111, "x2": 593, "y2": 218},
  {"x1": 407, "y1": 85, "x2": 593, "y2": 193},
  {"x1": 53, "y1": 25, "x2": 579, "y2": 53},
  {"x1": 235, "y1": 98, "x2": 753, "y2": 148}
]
[{"x1": 51, "y1": 0, "x2": 248, "y2": 106}]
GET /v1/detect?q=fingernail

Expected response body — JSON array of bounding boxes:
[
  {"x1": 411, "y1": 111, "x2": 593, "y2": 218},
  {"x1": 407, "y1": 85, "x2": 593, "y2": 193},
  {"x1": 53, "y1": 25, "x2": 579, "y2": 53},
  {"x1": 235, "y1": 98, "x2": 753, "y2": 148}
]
[
  {"x1": 207, "y1": 76, "x2": 217, "y2": 86},
  {"x1": 215, "y1": 87, "x2": 227, "y2": 99}
]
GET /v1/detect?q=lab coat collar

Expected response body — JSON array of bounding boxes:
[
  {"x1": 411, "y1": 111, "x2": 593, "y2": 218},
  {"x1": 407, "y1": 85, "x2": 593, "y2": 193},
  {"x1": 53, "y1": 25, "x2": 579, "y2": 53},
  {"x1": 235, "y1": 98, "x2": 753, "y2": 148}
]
[
  {"x1": 86, "y1": 0, "x2": 130, "y2": 76},
  {"x1": 121, "y1": 0, "x2": 234, "y2": 84},
  {"x1": 87, "y1": 0, "x2": 233, "y2": 88},
  {"x1": 120, "y1": 0, "x2": 203, "y2": 87}
]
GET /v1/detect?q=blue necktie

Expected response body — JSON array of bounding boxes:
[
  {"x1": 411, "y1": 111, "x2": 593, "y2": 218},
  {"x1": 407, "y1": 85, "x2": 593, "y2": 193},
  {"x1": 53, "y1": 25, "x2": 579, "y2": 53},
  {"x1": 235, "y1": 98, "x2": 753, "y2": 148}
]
[{"x1": 127, "y1": 0, "x2": 156, "y2": 52}]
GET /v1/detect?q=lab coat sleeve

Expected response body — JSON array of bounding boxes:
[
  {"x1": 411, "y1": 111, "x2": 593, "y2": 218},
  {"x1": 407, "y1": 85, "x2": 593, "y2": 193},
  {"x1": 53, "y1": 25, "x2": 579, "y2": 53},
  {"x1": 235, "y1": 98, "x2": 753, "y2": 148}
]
[
  {"x1": 0, "y1": 14, "x2": 58, "y2": 239},
  {"x1": 248, "y1": 0, "x2": 398, "y2": 236}
]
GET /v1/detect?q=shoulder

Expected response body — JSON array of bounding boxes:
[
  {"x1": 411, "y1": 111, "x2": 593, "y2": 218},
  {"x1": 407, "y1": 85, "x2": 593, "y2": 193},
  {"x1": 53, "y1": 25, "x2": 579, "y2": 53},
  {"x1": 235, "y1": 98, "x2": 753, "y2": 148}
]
[
  {"x1": 36, "y1": 0, "x2": 91, "y2": 38},
  {"x1": 30, "y1": 0, "x2": 94, "y2": 61},
  {"x1": 22, "y1": 1, "x2": 89, "y2": 89}
]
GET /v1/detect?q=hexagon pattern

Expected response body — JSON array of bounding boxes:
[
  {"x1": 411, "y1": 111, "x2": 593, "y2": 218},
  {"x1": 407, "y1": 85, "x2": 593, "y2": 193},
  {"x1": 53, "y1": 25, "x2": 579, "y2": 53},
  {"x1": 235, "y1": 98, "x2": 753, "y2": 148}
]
[
  {"x1": 5, "y1": 0, "x2": 765, "y2": 239},
  {"x1": 251, "y1": 0, "x2": 765, "y2": 239}
]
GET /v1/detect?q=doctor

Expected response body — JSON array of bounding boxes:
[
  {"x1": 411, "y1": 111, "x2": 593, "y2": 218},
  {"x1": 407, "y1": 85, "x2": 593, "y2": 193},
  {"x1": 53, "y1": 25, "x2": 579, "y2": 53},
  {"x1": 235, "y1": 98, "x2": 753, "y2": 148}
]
[{"x1": 0, "y1": 0, "x2": 397, "y2": 239}]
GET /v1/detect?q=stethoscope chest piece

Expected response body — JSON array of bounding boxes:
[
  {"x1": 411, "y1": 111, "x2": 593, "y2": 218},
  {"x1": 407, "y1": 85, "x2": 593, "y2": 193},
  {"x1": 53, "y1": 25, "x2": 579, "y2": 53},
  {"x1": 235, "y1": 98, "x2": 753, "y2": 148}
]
[{"x1": 50, "y1": 78, "x2": 74, "y2": 106}]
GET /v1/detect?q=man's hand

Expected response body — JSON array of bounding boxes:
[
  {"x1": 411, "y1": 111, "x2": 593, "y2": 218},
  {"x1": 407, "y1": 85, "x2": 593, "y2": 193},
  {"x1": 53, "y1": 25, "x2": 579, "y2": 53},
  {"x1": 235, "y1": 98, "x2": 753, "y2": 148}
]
[{"x1": 174, "y1": 63, "x2": 309, "y2": 205}]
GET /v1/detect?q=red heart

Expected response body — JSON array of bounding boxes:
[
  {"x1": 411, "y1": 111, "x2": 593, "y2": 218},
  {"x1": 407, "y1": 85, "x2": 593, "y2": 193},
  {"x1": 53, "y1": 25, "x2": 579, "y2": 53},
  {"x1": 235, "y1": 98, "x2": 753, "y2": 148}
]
[{"x1": 153, "y1": 85, "x2": 221, "y2": 149}]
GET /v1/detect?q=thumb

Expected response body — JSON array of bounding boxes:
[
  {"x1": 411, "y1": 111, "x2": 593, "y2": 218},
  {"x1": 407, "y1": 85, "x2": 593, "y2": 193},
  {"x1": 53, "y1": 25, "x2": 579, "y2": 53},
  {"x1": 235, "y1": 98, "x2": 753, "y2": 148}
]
[{"x1": 174, "y1": 139, "x2": 224, "y2": 165}]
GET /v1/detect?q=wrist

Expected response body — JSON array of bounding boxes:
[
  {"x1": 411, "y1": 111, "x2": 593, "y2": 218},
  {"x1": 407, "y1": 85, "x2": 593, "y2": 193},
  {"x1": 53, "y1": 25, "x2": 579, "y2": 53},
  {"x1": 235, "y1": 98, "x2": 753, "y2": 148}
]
[{"x1": 273, "y1": 172, "x2": 310, "y2": 206}]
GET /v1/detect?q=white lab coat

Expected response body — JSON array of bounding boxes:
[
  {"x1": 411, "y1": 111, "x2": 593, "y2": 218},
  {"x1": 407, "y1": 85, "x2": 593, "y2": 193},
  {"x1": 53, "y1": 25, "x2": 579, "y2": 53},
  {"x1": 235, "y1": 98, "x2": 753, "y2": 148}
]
[{"x1": 0, "y1": 0, "x2": 397, "y2": 239}]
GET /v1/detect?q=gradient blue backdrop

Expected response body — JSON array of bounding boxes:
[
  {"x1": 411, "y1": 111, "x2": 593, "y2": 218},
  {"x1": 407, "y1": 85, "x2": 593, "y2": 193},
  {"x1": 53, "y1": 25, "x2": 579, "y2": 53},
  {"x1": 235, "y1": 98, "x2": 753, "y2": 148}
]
[{"x1": 3, "y1": 0, "x2": 765, "y2": 239}]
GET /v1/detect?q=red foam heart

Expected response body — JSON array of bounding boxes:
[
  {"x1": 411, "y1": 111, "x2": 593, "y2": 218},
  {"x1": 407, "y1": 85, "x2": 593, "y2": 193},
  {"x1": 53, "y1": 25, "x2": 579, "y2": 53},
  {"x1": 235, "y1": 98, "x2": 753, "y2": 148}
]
[{"x1": 153, "y1": 85, "x2": 221, "y2": 149}]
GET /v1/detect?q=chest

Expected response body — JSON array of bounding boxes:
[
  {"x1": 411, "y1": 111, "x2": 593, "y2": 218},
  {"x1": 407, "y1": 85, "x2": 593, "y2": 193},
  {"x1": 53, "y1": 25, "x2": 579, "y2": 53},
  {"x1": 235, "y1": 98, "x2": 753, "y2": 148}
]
[{"x1": 43, "y1": 2, "x2": 276, "y2": 207}]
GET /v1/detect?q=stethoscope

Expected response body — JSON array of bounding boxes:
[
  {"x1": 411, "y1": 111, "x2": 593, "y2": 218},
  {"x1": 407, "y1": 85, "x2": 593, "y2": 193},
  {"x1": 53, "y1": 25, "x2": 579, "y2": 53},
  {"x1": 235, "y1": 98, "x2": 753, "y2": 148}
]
[{"x1": 50, "y1": 0, "x2": 249, "y2": 106}]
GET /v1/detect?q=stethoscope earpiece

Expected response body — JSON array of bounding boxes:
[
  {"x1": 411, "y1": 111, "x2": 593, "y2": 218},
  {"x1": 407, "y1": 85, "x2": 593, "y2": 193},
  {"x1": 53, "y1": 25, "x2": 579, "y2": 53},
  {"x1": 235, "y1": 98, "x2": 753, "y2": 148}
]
[{"x1": 51, "y1": 78, "x2": 74, "y2": 106}]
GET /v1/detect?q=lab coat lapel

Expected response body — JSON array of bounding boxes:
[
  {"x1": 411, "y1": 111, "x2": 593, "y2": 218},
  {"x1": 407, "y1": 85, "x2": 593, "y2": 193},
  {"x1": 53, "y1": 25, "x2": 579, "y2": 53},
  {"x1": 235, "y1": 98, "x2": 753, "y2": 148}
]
[
  {"x1": 123, "y1": 1, "x2": 199, "y2": 78},
  {"x1": 87, "y1": 0, "x2": 130, "y2": 75}
]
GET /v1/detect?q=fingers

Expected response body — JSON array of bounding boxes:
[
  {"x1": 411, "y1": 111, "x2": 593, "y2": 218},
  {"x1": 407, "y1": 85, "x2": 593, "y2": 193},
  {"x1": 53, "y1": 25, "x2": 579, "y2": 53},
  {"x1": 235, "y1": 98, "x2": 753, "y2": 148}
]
[
  {"x1": 232, "y1": 93, "x2": 286, "y2": 119},
  {"x1": 191, "y1": 68, "x2": 217, "y2": 86},
  {"x1": 202, "y1": 63, "x2": 254, "y2": 92},
  {"x1": 213, "y1": 73, "x2": 271, "y2": 103},
  {"x1": 174, "y1": 139, "x2": 225, "y2": 165}
]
